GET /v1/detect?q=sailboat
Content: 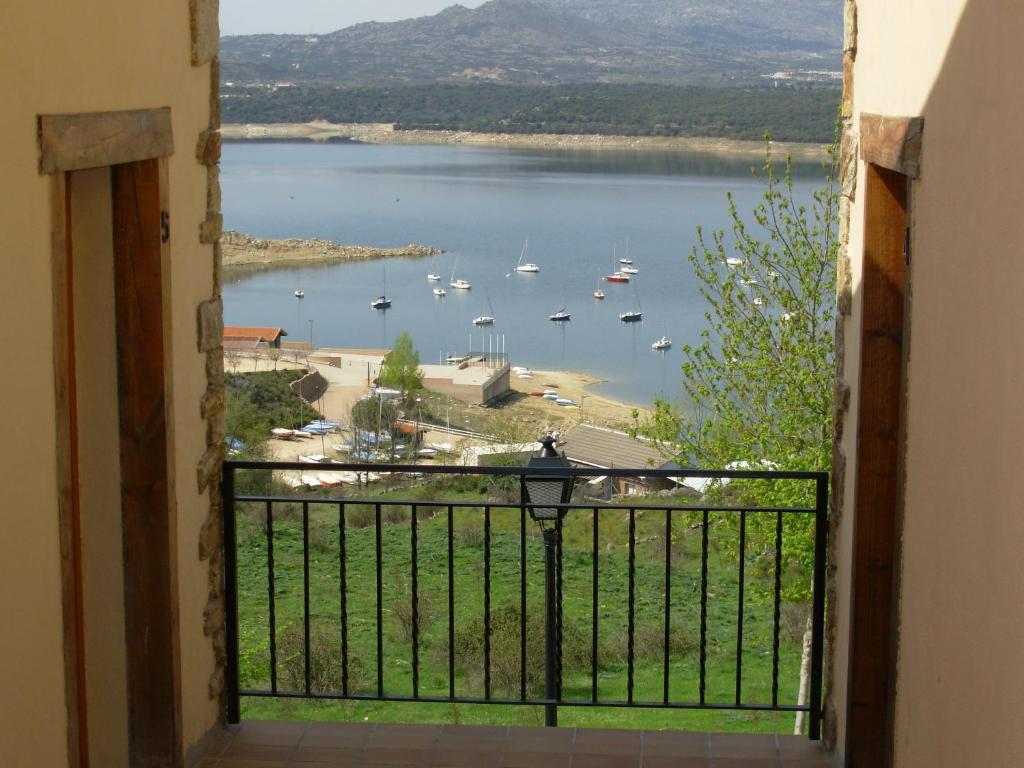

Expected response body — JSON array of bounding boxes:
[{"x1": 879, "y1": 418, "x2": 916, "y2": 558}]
[
  {"x1": 514, "y1": 239, "x2": 540, "y2": 273},
  {"x1": 620, "y1": 286, "x2": 643, "y2": 322},
  {"x1": 371, "y1": 264, "x2": 391, "y2": 309},
  {"x1": 593, "y1": 272, "x2": 605, "y2": 299},
  {"x1": 450, "y1": 255, "x2": 471, "y2": 290},
  {"x1": 604, "y1": 246, "x2": 630, "y2": 283},
  {"x1": 473, "y1": 288, "x2": 496, "y2": 325}
]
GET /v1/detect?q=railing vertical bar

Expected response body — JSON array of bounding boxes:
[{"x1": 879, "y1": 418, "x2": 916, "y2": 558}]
[
  {"x1": 699, "y1": 510, "x2": 709, "y2": 706},
  {"x1": 735, "y1": 509, "x2": 746, "y2": 707},
  {"x1": 809, "y1": 475, "x2": 829, "y2": 740},
  {"x1": 555, "y1": 517, "x2": 564, "y2": 702},
  {"x1": 663, "y1": 508, "x2": 672, "y2": 704},
  {"x1": 591, "y1": 507, "x2": 599, "y2": 703},
  {"x1": 265, "y1": 500, "x2": 277, "y2": 694},
  {"x1": 302, "y1": 501, "x2": 311, "y2": 696},
  {"x1": 772, "y1": 510, "x2": 784, "y2": 708},
  {"x1": 519, "y1": 487, "x2": 528, "y2": 702},
  {"x1": 339, "y1": 502, "x2": 349, "y2": 697},
  {"x1": 411, "y1": 503, "x2": 420, "y2": 699},
  {"x1": 222, "y1": 464, "x2": 240, "y2": 724},
  {"x1": 447, "y1": 503, "x2": 455, "y2": 700},
  {"x1": 484, "y1": 505, "x2": 492, "y2": 700},
  {"x1": 627, "y1": 507, "x2": 636, "y2": 704},
  {"x1": 375, "y1": 502, "x2": 383, "y2": 696}
]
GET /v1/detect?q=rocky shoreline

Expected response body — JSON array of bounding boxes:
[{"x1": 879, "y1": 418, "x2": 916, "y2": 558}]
[
  {"x1": 222, "y1": 230, "x2": 444, "y2": 270},
  {"x1": 221, "y1": 121, "x2": 830, "y2": 162}
]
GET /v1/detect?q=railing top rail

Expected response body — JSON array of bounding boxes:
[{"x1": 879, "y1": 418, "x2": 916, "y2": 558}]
[
  {"x1": 231, "y1": 494, "x2": 819, "y2": 514},
  {"x1": 224, "y1": 459, "x2": 827, "y2": 482}
]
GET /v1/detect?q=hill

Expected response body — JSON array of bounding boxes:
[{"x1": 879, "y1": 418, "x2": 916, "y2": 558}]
[{"x1": 221, "y1": 0, "x2": 843, "y2": 86}]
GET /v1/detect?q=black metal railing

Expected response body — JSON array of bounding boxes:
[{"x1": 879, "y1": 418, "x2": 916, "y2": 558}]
[{"x1": 222, "y1": 461, "x2": 828, "y2": 737}]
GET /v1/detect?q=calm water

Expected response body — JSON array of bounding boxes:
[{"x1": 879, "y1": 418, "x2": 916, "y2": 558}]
[{"x1": 222, "y1": 142, "x2": 821, "y2": 405}]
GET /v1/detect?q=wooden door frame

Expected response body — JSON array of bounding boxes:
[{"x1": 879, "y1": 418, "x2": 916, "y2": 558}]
[
  {"x1": 844, "y1": 114, "x2": 922, "y2": 768},
  {"x1": 42, "y1": 108, "x2": 176, "y2": 768}
]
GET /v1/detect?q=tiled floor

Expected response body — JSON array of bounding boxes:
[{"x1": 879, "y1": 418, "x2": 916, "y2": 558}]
[{"x1": 199, "y1": 721, "x2": 836, "y2": 767}]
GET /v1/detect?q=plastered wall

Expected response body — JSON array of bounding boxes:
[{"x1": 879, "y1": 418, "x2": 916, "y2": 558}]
[
  {"x1": 837, "y1": 2, "x2": 1024, "y2": 764},
  {"x1": 0, "y1": 1, "x2": 221, "y2": 765}
]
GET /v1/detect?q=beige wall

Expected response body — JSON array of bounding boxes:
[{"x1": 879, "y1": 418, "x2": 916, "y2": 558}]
[
  {"x1": 0, "y1": 2, "x2": 219, "y2": 765},
  {"x1": 838, "y1": 2, "x2": 1024, "y2": 764}
]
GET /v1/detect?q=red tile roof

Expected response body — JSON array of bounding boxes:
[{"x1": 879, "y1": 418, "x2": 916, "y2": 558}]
[{"x1": 222, "y1": 326, "x2": 288, "y2": 343}]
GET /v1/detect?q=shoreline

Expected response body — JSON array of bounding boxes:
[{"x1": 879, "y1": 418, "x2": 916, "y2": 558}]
[
  {"x1": 222, "y1": 230, "x2": 444, "y2": 271},
  {"x1": 221, "y1": 121, "x2": 830, "y2": 162}
]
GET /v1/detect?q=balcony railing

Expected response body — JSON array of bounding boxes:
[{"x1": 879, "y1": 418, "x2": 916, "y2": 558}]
[{"x1": 222, "y1": 461, "x2": 828, "y2": 738}]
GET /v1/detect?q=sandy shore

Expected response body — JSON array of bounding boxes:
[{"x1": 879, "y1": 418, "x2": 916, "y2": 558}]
[
  {"x1": 221, "y1": 121, "x2": 829, "y2": 162},
  {"x1": 222, "y1": 230, "x2": 443, "y2": 271},
  {"x1": 503, "y1": 367, "x2": 646, "y2": 431}
]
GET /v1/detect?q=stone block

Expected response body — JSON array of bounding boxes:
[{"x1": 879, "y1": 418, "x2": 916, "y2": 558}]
[
  {"x1": 190, "y1": 0, "x2": 220, "y2": 67},
  {"x1": 197, "y1": 296, "x2": 223, "y2": 353},
  {"x1": 199, "y1": 213, "x2": 223, "y2": 244},
  {"x1": 197, "y1": 441, "x2": 225, "y2": 493},
  {"x1": 196, "y1": 129, "x2": 221, "y2": 167}
]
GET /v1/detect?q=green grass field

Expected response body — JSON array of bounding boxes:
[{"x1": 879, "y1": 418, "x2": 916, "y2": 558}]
[{"x1": 233, "y1": 476, "x2": 813, "y2": 733}]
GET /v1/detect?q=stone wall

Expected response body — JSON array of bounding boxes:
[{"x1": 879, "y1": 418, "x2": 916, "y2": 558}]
[{"x1": 191, "y1": 0, "x2": 227, "y2": 725}]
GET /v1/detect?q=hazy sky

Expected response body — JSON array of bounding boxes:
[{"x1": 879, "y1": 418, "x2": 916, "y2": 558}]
[{"x1": 221, "y1": 1, "x2": 488, "y2": 36}]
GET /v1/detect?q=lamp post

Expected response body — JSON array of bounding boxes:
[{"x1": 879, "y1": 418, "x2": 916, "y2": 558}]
[{"x1": 524, "y1": 434, "x2": 576, "y2": 727}]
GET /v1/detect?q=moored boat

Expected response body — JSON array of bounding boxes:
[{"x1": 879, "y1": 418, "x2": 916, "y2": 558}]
[
  {"x1": 620, "y1": 310, "x2": 643, "y2": 322},
  {"x1": 371, "y1": 296, "x2": 392, "y2": 309},
  {"x1": 433, "y1": 287, "x2": 446, "y2": 297},
  {"x1": 294, "y1": 289, "x2": 305, "y2": 298},
  {"x1": 652, "y1": 336, "x2": 672, "y2": 351},
  {"x1": 427, "y1": 273, "x2": 441, "y2": 281},
  {"x1": 514, "y1": 239, "x2": 540, "y2": 273},
  {"x1": 550, "y1": 308, "x2": 571, "y2": 321},
  {"x1": 604, "y1": 272, "x2": 630, "y2": 283}
]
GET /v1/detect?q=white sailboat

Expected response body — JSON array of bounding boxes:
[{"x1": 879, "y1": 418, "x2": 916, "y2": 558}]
[
  {"x1": 514, "y1": 238, "x2": 540, "y2": 273},
  {"x1": 450, "y1": 255, "x2": 471, "y2": 290},
  {"x1": 473, "y1": 288, "x2": 496, "y2": 325}
]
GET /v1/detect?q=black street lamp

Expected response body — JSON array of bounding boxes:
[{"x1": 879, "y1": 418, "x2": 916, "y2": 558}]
[{"x1": 524, "y1": 434, "x2": 576, "y2": 727}]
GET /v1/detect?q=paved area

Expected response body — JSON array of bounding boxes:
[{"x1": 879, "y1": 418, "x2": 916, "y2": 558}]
[{"x1": 199, "y1": 721, "x2": 836, "y2": 767}]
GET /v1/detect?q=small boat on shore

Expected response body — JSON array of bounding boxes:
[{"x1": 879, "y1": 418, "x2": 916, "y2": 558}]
[
  {"x1": 556, "y1": 398, "x2": 576, "y2": 407},
  {"x1": 652, "y1": 336, "x2": 672, "y2": 351},
  {"x1": 271, "y1": 428, "x2": 296, "y2": 440},
  {"x1": 294, "y1": 289, "x2": 305, "y2": 298}
]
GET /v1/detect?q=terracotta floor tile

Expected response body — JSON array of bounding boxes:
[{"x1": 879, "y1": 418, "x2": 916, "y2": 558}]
[
  {"x1": 642, "y1": 731, "x2": 710, "y2": 758},
  {"x1": 571, "y1": 754, "x2": 641, "y2": 768},
  {"x1": 573, "y1": 729, "x2": 642, "y2": 756},
  {"x1": 500, "y1": 750, "x2": 573, "y2": 768},
  {"x1": 235, "y1": 720, "x2": 308, "y2": 747},
  {"x1": 430, "y1": 748, "x2": 502, "y2": 767},
  {"x1": 301, "y1": 724, "x2": 374, "y2": 749},
  {"x1": 642, "y1": 757, "x2": 710, "y2": 768},
  {"x1": 503, "y1": 729, "x2": 576, "y2": 754},
  {"x1": 360, "y1": 747, "x2": 433, "y2": 766},
  {"x1": 708, "y1": 734, "x2": 778, "y2": 760},
  {"x1": 290, "y1": 745, "x2": 362, "y2": 765},
  {"x1": 222, "y1": 742, "x2": 297, "y2": 761}
]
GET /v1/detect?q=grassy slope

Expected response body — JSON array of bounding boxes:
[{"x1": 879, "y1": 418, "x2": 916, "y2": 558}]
[{"x1": 234, "y1": 479, "x2": 810, "y2": 733}]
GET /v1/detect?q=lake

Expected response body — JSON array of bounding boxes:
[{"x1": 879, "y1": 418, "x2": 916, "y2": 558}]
[{"x1": 221, "y1": 141, "x2": 823, "y2": 406}]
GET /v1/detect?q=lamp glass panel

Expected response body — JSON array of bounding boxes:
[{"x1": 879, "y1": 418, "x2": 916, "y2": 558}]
[{"x1": 525, "y1": 477, "x2": 564, "y2": 520}]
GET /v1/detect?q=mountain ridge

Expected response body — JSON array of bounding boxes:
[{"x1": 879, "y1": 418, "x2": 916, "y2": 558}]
[{"x1": 221, "y1": 0, "x2": 843, "y2": 86}]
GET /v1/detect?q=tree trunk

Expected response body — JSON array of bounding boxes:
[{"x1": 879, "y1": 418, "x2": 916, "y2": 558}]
[{"x1": 794, "y1": 616, "x2": 813, "y2": 735}]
